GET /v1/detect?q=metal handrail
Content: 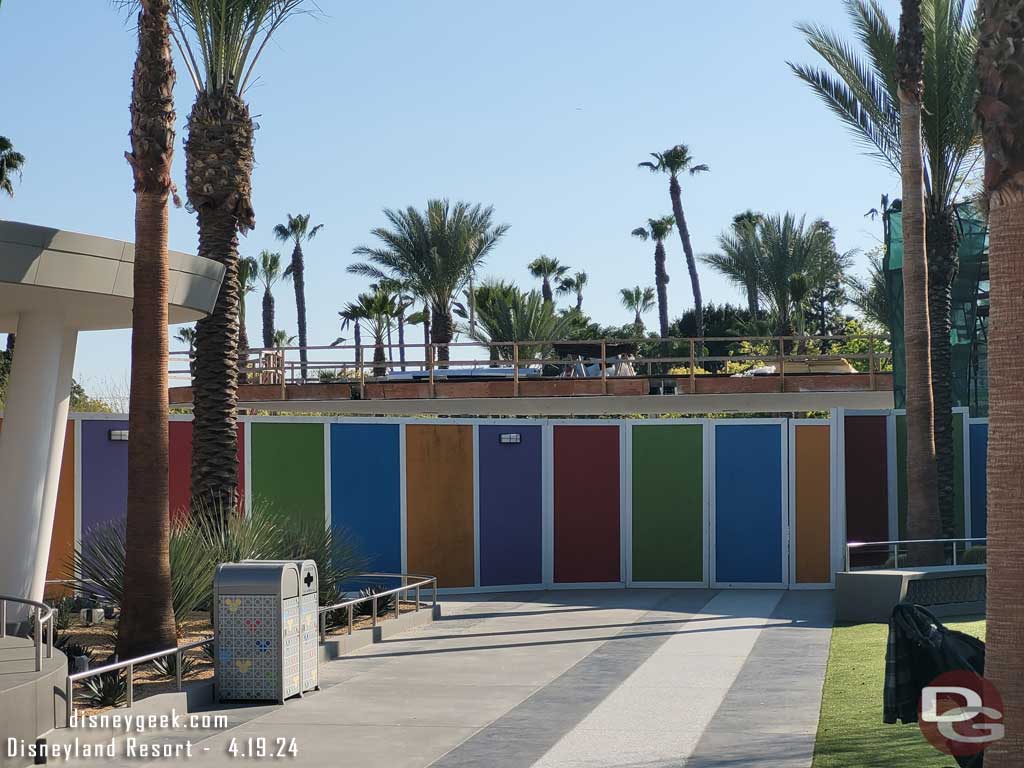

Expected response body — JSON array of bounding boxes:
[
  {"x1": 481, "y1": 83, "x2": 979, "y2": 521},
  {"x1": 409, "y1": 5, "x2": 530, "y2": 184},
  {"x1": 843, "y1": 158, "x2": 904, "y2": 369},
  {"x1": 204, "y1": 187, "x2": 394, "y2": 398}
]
[
  {"x1": 845, "y1": 537, "x2": 987, "y2": 571},
  {"x1": 0, "y1": 594, "x2": 55, "y2": 673},
  {"x1": 317, "y1": 572, "x2": 437, "y2": 641},
  {"x1": 65, "y1": 636, "x2": 212, "y2": 721}
]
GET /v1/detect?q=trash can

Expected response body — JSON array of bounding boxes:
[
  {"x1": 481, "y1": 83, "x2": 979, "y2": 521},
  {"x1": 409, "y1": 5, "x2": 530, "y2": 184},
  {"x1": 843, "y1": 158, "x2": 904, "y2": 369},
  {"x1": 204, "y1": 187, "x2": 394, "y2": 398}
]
[
  {"x1": 246, "y1": 559, "x2": 320, "y2": 694},
  {"x1": 213, "y1": 561, "x2": 304, "y2": 703}
]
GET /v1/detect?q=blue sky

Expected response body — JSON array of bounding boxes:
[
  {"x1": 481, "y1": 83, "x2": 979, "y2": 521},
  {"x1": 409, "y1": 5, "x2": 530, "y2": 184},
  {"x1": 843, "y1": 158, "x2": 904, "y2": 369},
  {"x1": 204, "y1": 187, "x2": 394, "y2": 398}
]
[{"x1": 1, "y1": 0, "x2": 899, "y2": 393}]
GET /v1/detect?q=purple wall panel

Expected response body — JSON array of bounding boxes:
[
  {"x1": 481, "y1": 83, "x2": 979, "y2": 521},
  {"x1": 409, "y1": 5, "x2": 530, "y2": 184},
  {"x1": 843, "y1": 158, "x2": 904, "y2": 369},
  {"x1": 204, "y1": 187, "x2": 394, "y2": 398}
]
[
  {"x1": 81, "y1": 420, "x2": 129, "y2": 539},
  {"x1": 478, "y1": 425, "x2": 543, "y2": 586}
]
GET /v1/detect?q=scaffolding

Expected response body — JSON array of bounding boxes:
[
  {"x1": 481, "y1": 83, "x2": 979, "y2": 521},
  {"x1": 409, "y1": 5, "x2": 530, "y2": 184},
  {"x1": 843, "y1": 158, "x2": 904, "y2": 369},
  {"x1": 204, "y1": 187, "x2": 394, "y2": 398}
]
[{"x1": 884, "y1": 203, "x2": 989, "y2": 416}]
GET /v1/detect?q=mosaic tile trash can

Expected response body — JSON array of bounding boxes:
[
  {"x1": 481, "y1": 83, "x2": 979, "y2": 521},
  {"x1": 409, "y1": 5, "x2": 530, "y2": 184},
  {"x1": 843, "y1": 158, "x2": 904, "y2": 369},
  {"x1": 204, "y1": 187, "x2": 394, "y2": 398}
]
[
  {"x1": 248, "y1": 559, "x2": 320, "y2": 694},
  {"x1": 214, "y1": 561, "x2": 304, "y2": 703}
]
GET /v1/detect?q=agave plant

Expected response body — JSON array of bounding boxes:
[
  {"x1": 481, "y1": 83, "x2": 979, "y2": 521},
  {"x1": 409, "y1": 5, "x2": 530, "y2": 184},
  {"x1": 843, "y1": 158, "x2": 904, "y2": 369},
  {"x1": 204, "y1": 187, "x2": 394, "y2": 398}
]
[
  {"x1": 150, "y1": 651, "x2": 203, "y2": 680},
  {"x1": 80, "y1": 665, "x2": 128, "y2": 708}
]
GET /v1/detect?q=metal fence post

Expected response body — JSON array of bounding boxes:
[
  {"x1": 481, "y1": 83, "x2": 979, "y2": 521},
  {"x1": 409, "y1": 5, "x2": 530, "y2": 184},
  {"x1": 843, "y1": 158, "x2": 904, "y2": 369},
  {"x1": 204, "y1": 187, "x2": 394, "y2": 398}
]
[
  {"x1": 415, "y1": 585, "x2": 420, "y2": 612},
  {"x1": 347, "y1": 604, "x2": 354, "y2": 636},
  {"x1": 601, "y1": 340, "x2": 608, "y2": 395},
  {"x1": 34, "y1": 613, "x2": 42, "y2": 672},
  {"x1": 372, "y1": 596, "x2": 377, "y2": 628},
  {"x1": 175, "y1": 650, "x2": 183, "y2": 691}
]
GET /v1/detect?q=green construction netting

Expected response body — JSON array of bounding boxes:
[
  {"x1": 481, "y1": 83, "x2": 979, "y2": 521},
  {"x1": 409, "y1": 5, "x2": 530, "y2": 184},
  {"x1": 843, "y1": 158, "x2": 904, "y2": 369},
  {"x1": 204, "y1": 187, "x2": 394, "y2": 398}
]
[{"x1": 884, "y1": 204, "x2": 989, "y2": 415}]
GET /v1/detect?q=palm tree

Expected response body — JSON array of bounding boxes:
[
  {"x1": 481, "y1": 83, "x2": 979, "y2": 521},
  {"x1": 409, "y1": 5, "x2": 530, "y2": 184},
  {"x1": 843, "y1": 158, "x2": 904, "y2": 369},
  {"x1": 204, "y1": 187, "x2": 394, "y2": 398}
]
[
  {"x1": 470, "y1": 286, "x2": 575, "y2": 360},
  {"x1": 237, "y1": 255, "x2": 257, "y2": 376},
  {"x1": 845, "y1": 248, "x2": 890, "y2": 329},
  {"x1": 976, "y1": 3, "x2": 1024, "y2": 757},
  {"x1": 273, "y1": 213, "x2": 323, "y2": 381},
  {"x1": 639, "y1": 144, "x2": 709, "y2": 336},
  {"x1": 372, "y1": 277, "x2": 413, "y2": 370},
  {"x1": 351, "y1": 290, "x2": 397, "y2": 377},
  {"x1": 256, "y1": 250, "x2": 282, "y2": 349},
  {"x1": 631, "y1": 216, "x2": 675, "y2": 338},
  {"x1": 169, "y1": 0, "x2": 311, "y2": 514},
  {"x1": 349, "y1": 199, "x2": 509, "y2": 363},
  {"x1": 790, "y1": 0, "x2": 976, "y2": 541},
  {"x1": 702, "y1": 210, "x2": 764, "y2": 316},
  {"x1": 620, "y1": 286, "x2": 656, "y2": 332},
  {"x1": 897, "y1": 0, "x2": 942, "y2": 559},
  {"x1": 272, "y1": 329, "x2": 296, "y2": 348},
  {"x1": 118, "y1": 0, "x2": 177, "y2": 657},
  {"x1": 0, "y1": 136, "x2": 25, "y2": 198},
  {"x1": 556, "y1": 271, "x2": 589, "y2": 311},
  {"x1": 337, "y1": 303, "x2": 364, "y2": 370},
  {"x1": 527, "y1": 256, "x2": 569, "y2": 303}
]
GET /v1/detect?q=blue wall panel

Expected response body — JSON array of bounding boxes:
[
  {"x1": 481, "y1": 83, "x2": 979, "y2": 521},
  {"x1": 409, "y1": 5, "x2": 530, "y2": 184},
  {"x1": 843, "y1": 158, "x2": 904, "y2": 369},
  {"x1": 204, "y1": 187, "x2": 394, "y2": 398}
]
[
  {"x1": 970, "y1": 422, "x2": 988, "y2": 539},
  {"x1": 330, "y1": 423, "x2": 402, "y2": 573},
  {"x1": 479, "y1": 425, "x2": 543, "y2": 586},
  {"x1": 714, "y1": 423, "x2": 784, "y2": 584}
]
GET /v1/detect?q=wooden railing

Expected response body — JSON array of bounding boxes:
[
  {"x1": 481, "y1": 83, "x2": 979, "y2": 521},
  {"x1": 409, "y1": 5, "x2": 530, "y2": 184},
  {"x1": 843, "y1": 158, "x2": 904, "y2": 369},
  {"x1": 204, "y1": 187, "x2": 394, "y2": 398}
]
[{"x1": 170, "y1": 334, "x2": 891, "y2": 400}]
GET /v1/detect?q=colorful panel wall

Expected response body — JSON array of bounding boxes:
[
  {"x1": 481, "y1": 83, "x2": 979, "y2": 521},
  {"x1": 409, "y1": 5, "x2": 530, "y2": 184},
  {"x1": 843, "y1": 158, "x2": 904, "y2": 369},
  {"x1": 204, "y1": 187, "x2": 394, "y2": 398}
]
[
  {"x1": 405, "y1": 424, "x2": 475, "y2": 588},
  {"x1": 167, "y1": 421, "x2": 246, "y2": 520},
  {"x1": 554, "y1": 425, "x2": 620, "y2": 583},
  {"x1": 793, "y1": 424, "x2": 831, "y2": 584},
  {"x1": 478, "y1": 425, "x2": 543, "y2": 587},
  {"x1": 714, "y1": 423, "x2": 784, "y2": 584},
  {"x1": 970, "y1": 421, "x2": 988, "y2": 538},
  {"x1": 249, "y1": 422, "x2": 325, "y2": 528},
  {"x1": 81, "y1": 419, "x2": 129, "y2": 540},
  {"x1": 843, "y1": 414, "x2": 889, "y2": 566},
  {"x1": 631, "y1": 424, "x2": 703, "y2": 583},
  {"x1": 330, "y1": 423, "x2": 402, "y2": 573}
]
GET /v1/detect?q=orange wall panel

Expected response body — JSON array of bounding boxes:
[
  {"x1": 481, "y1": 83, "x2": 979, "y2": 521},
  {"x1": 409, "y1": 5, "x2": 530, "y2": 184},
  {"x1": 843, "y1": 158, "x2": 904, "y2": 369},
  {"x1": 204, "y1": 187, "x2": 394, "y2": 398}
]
[
  {"x1": 794, "y1": 424, "x2": 831, "y2": 584},
  {"x1": 405, "y1": 424, "x2": 475, "y2": 588}
]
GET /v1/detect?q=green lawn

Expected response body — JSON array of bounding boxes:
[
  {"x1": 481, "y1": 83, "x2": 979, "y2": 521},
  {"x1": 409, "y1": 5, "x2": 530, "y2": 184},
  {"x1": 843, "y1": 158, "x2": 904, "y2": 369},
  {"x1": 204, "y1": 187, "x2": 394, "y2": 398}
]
[{"x1": 812, "y1": 616, "x2": 986, "y2": 768}]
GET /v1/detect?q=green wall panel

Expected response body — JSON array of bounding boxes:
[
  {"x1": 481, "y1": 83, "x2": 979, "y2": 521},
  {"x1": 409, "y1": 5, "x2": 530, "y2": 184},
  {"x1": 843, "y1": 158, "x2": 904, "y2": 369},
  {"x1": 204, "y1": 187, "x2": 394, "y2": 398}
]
[
  {"x1": 250, "y1": 422, "x2": 325, "y2": 528},
  {"x1": 631, "y1": 424, "x2": 703, "y2": 582},
  {"x1": 897, "y1": 412, "x2": 965, "y2": 539}
]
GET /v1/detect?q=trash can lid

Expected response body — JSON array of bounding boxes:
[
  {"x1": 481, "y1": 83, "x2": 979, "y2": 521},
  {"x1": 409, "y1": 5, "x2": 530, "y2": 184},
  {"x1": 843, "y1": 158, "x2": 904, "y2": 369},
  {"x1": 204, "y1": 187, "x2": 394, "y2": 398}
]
[
  {"x1": 243, "y1": 559, "x2": 319, "y2": 595},
  {"x1": 214, "y1": 561, "x2": 301, "y2": 597}
]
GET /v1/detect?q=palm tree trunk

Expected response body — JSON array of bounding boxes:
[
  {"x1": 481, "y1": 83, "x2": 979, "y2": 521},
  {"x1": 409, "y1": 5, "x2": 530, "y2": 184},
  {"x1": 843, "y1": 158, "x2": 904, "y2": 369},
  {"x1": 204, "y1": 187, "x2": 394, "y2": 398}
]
[
  {"x1": 118, "y1": 0, "x2": 176, "y2": 657},
  {"x1": 397, "y1": 310, "x2": 406, "y2": 372},
  {"x1": 897, "y1": 0, "x2": 941, "y2": 564},
  {"x1": 576, "y1": 293, "x2": 583, "y2": 311},
  {"x1": 373, "y1": 336, "x2": 386, "y2": 378},
  {"x1": 237, "y1": 309, "x2": 249, "y2": 384},
  {"x1": 290, "y1": 242, "x2": 308, "y2": 381},
  {"x1": 431, "y1": 304, "x2": 451, "y2": 364},
  {"x1": 184, "y1": 89, "x2": 254, "y2": 517},
  {"x1": 669, "y1": 175, "x2": 704, "y2": 337},
  {"x1": 982, "y1": 186, "x2": 1024, "y2": 767},
  {"x1": 927, "y1": 203, "x2": 960, "y2": 538},
  {"x1": 654, "y1": 241, "x2": 671, "y2": 338},
  {"x1": 261, "y1": 289, "x2": 274, "y2": 349},
  {"x1": 541, "y1": 278, "x2": 553, "y2": 304},
  {"x1": 353, "y1": 323, "x2": 362, "y2": 369},
  {"x1": 745, "y1": 281, "x2": 758, "y2": 316},
  {"x1": 977, "y1": 5, "x2": 1024, "y2": 759},
  {"x1": 191, "y1": 208, "x2": 241, "y2": 513}
]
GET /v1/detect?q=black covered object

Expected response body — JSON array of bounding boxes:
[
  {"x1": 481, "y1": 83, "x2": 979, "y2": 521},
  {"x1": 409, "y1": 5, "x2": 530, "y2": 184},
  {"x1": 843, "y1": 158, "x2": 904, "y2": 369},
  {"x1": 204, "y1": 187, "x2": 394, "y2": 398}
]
[{"x1": 883, "y1": 603, "x2": 986, "y2": 767}]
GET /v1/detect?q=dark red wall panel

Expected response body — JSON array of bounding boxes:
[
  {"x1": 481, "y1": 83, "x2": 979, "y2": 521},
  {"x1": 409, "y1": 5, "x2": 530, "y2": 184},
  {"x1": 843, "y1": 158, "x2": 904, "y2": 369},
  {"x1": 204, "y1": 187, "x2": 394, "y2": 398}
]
[
  {"x1": 844, "y1": 415, "x2": 889, "y2": 566},
  {"x1": 168, "y1": 421, "x2": 246, "y2": 521},
  {"x1": 553, "y1": 425, "x2": 620, "y2": 583}
]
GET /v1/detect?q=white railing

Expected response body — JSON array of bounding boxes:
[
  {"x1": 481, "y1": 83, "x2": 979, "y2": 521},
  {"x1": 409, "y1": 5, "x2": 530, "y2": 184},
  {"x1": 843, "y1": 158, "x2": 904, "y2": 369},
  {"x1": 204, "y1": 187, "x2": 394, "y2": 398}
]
[
  {"x1": 0, "y1": 594, "x2": 55, "y2": 672},
  {"x1": 845, "y1": 537, "x2": 988, "y2": 571},
  {"x1": 317, "y1": 572, "x2": 437, "y2": 641},
  {"x1": 65, "y1": 636, "x2": 212, "y2": 721}
]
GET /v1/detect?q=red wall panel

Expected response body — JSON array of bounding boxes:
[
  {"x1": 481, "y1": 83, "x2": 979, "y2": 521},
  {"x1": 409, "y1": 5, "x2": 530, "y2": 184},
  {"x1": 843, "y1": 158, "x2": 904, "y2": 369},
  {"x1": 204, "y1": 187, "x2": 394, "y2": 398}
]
[
  {"x1": 553, "y1": 425, "x2": 620, "y2": 583},
  {"x1": 844, "y1": 415, "x2": 889, "y2": 567},
  {"x1": 168, "y1": 420, "x2": 246, "y2": 520}
]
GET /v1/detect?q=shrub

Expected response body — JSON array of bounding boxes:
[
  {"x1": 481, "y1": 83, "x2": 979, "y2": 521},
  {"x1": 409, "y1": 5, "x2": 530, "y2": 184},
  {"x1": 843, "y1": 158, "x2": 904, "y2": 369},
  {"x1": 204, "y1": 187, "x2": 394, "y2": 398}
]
[
  {"x1": 960, "y1": 546, "x2": 987, "y2": 565},
  {"x1": 150, "y1": 652, "x2": 202, "y2": 680},
  {"x1": 352, "y1": 584, "x2": 395, "y2": 618},
  {"x1": 49, "y1": 596, "x2": 75, "y2": 630},
  {"x1": 80, "y1": 662, "x2": 127, "y2": 708},
  {"x1": 71, "y1": 498, "x2": 366, "y2": 635}
]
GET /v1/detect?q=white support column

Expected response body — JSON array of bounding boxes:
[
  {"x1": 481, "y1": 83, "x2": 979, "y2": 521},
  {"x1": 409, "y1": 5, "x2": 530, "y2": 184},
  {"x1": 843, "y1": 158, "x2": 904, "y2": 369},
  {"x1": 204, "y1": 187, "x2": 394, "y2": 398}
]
[{"x1": 0, "y1": 313, "x2": 77, "y2": 609}]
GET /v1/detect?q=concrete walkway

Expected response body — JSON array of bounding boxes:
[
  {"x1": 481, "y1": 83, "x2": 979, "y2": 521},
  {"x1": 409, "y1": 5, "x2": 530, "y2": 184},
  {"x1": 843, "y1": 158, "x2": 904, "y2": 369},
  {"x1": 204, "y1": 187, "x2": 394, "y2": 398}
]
[{"x1": 88, "y1": 589, "x2": 833, "y2": 768}]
